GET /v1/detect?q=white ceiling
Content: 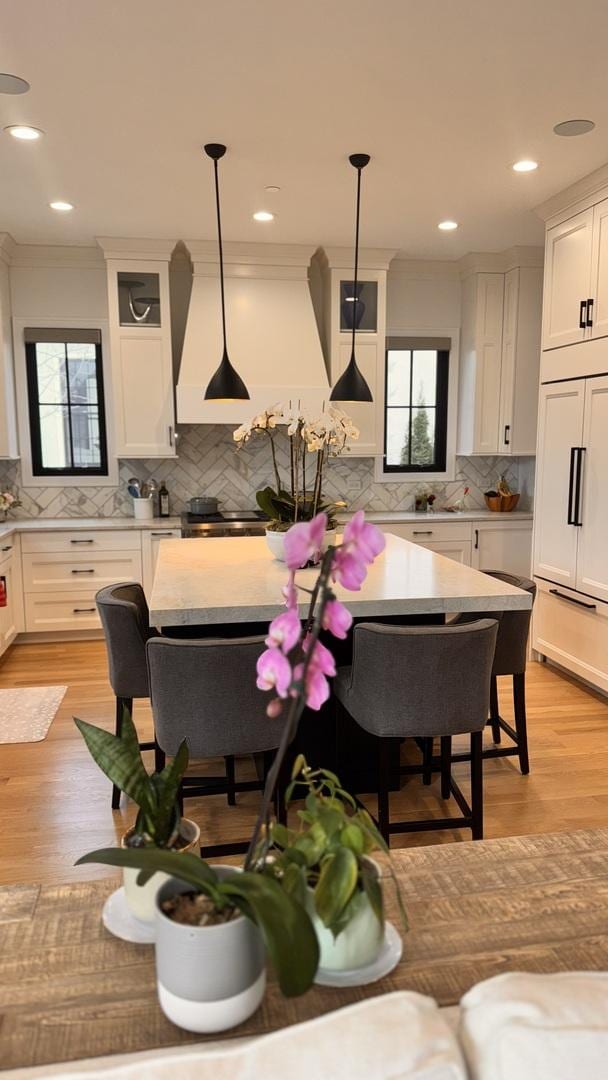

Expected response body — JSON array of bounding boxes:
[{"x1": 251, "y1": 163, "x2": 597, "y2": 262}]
[{"x1": 1, "y1": 0, "x2": 607, "y2": 257}]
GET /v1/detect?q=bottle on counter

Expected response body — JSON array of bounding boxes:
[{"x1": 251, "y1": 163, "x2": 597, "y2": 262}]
[{"x1": 158, "y1": 483, "x2": 170, "y2": 518}]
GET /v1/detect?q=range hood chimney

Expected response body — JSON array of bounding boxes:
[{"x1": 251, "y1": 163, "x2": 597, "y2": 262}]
[{"x1": 177, "y1": 241, "x2": 330, "y2": 423}]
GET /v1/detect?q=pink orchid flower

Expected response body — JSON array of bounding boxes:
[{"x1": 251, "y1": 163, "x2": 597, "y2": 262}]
[
  {"x1": 303, "y1": 635, "x2": 337, "y2": 677},
  {"x1": 343, "y1": 510, "x2": 386, "y2": 564},
  {"x1": 281, "y1": 570, "x2": 298, "y2": 609},
  {"x1": 292, "y1": 662, "x2": 331, "y2": 711},
  {"x1": 265, "y1": 608, "x2": 302, "y2": 654},
  {"x1": 332, "y1": 548, "x2": 368, "y2": 592},
  {"x1": 256, "y1": 647, "x2": 292, "y2": 698},
  {"x1": 284, "y1": 513, "x2": 328, "y2": 569},
  {"x1": 322, "y1": 598, "x2": 353, "y2": 639}
]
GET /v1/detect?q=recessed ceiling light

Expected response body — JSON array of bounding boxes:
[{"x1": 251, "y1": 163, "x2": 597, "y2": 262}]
[
  {"x1": 512, "y1": 159, "x2": 538, "y2": 172},
  {"x1": 50, "y1": 201, "x2": 74, "y2": 212},
  {"x1": 253, "y1": 210, "x2": 275, "y2": 222},
  {"x1": 554, "y1": 119, "x2": 595, "y2": 137},
  {"x1": 265, "y1": 185, "x2": 281, "y2": 193},
  {"x1": 438, "y1": 220, "x2": 458, "y2": 231},
  {"x1": 0, "y1": 73, "x2": 30, "y2": 95},
  {"x1": 5, "y1": 124, "x2": 43, "y2": 140}
]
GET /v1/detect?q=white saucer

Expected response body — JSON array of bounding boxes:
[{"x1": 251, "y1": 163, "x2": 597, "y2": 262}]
[
  {"x1": 314, "y1": 922, "x2": 403, "y2": 988},
  {"x1": 102, "y1": 886, "x2": 156, "y2": 944}
]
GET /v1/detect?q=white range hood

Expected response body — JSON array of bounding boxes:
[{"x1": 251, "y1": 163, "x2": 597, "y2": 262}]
[{"x1": 177, "y1": 241, "x2": 330, "y2": 423}]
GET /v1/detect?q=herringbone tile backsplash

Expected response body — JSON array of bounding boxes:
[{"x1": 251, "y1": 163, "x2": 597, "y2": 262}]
[{"x1": 0, "y1": 424, "x2": 534, "y2": 518}]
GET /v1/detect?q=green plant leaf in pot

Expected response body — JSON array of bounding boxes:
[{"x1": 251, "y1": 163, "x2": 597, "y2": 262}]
[
  {"x1": 74, "y1": 713, "x2": 156, "y2": 816},
  {"x1": 314, "y1": 846, "x2": 358, "y2": 933}
]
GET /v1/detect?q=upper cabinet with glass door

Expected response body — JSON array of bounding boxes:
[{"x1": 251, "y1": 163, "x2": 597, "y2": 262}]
[{"x1": 98, "y1": 238, "x2": 177, "y2": 458}]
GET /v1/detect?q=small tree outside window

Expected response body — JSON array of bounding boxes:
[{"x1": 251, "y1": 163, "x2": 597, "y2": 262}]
[{"x1": 383, "y1": 338, "x2": 449, "y2": 474}]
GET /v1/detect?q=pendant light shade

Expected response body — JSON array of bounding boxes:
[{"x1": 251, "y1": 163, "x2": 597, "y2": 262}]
[
  {"x1": 203, "y1": 143, "x2": 250, "y2": 401},
  {"x1": 330, "y1": 153, "x2": 373, "y2": 404}
]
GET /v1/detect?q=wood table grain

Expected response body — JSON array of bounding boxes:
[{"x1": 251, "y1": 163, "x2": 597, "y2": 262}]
[{"x1": 2, "y1": 828, "x2": 608, "y2": 1070}]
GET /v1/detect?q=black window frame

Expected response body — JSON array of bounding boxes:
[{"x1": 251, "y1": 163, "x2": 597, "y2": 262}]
[
  {"x1": 383, "y1": 341, "x2": 450, "y2": 474},
  {"x1": 25, "y1": 335, "x2": 109, "y2": 478}
]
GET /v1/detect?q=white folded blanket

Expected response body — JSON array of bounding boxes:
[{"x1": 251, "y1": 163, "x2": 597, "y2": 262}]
[
  {"x1": 460, "y1": 971, "x2": 608, "y2": 1080},
  {"x1": 7, "y1": 992, "x2": 466, "y2": 1080}
]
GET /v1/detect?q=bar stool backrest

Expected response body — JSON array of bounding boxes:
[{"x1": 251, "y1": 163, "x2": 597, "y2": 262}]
[
  {"x1": 477, "y1": 571, "x2": 536, "y2": 676},
  {"x1": 96, "y1": 582, "x2": 153, "y2": 700}
]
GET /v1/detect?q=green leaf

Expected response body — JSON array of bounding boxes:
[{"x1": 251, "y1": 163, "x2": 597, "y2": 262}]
[
  {"x1": 270, "y1": 822, "x2": 294, "y2": 849},
  {"x1": 221, "y1": 871, "x2": 319, "y2": 997},
  {"x1": 317, "y1": 807, "x2": 343, "y2": 838},
  {"x1": 151, "y1": 740, "x2": 189, "y2": 844},
  {"x1": 360, "y1": 859, "x2": 384, "y2": 927},
  {"x1": 340, "y1": 823, "x2": 365, "y2": 856},
  {"x1": 75, "y1": 847, "x2": 221, "y2": 899},
  {"x1": 74, "y1": 716, "x2": 155, "y2": 814},
  {"x1": 293, "y1": 821, "x2": 328, "y2": 868},
  {"x1": 355, "y1": 808, "x2": 390, "y2": 855},
  {"x1": 314, "y1": 847, "x2": 358, "y2": 930},
  {"x1": 291, "y1": 753, "x2": 306, "y2": 780},
  {"x1": 281, "y1": 862, "x2": 308, "y2": 908}
]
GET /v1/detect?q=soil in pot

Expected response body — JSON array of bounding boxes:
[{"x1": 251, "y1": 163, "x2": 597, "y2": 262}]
[
  {"x1": 161, "y1": 891, "x2": 239, "y2": 927},
  {"x1": 121, "y1": 818, "x2": 200, "y2": 924}
]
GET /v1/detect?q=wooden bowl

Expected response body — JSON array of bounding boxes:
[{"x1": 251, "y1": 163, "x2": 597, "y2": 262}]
[{"x1": 485, "y1": 493, "x2": 520, "y2": 512}]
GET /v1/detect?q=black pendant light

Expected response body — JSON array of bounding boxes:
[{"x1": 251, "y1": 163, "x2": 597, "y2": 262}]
[
  {"x1": 203, "y1": 143, "x2": 250, "y2": 401},
  {"x1": 330, "y1": 153, "x2": 373, "y2": 403}
]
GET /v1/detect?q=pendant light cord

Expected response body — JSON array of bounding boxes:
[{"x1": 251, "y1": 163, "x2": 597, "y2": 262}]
[
  {"x1": 213, "y1": 157, "x2": 228, "y2": 353},
  {"x1": 351, "y1": 163, "x2": 362, "y2": 361}
]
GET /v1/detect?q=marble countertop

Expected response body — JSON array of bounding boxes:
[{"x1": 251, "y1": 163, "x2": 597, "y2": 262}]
[
  {"x1": 0, "y1": 517, "x2": 181, "y2": 543},
  {"x1": 337, "y1": 510, "x2": 533, "y2": 524},
  {"x1": 150, "y1": 533, "x2": 532, "y2": 627}
]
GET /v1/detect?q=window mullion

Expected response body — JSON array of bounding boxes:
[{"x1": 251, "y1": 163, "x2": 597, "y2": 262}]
[{"x1": 63, "y1": 344, "x2": 75, "y2": 470}]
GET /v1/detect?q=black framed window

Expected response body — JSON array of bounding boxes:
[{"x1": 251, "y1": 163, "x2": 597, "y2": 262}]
[
  {"x1": 383, "y1": 337, "x2": 450, "y2": 473},
  {"x1": 24, "y1": 329, "x2": 109, "y2": 477}
]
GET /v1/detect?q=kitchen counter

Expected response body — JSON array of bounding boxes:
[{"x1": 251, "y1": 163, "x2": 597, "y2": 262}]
[
  {"x1": 338, "y1": 509, "x2": 533, "y2": 524},
  {"x1": 0, "y1": 517, "x2": 181, "y2": 543},
  {"x1": 150, "y1": 533, "x2": 532, "y2": 627}
]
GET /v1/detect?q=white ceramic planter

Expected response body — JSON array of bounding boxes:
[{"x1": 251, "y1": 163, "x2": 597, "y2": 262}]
[
  {"x1": 154, "y1": 870, "x2": 266, "y2": 1034},
  {"x1": 121, "y1": 818, "x2": 200, "y2": 925},
  {"x1": 308, "y1": 886, "x2": 383, "y2": 972},
  {"x1": 265, "y1": 527, "x2": 338, "y2": 563}
]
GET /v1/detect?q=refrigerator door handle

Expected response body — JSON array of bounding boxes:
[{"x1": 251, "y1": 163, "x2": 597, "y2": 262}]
[
  {"x1": 567, "y1": 447, "x2": 577, "y2": 525},
  {"x1": 573, "y1": 447, "x2": 586, "y2": 527}
]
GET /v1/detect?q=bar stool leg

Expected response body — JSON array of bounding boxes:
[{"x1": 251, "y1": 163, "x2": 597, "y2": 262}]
[
  {"x1": 111, "y1": 697, "x2": 127, "y2": 809},
  {"x1": 377, "y1": 738, "x2": 391, "y2": 845},
  {"x1": 513, "y1": 672, "x2": 530, "y2": 776},
  {"x1": 154, "y1": 742, "x2": 165, "y2": 773},
  {"x1": 489, "y1": 676, "x2": 501, "y2": 744},
  {"x1": 225, "y1": 755, "x2": 236, "y2": 806},
  {"x1": 440, "y1": 736, "x2": 452, "y2": 800},
  {"x1": 471, "y1": 730, "x2": 483, "y2": 840},
  {"x1": 422, "y1": 737, "x2": 433, "y2": 785}
]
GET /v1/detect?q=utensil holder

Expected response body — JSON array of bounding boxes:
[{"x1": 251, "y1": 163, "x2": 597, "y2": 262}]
[{"x1": 133, "y1": 496, "x2": 154, "y2": 520}]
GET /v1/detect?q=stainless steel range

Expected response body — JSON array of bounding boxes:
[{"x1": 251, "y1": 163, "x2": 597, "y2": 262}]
[{"x1": 180, "y1": 510, "x2": 269, "y2": 538}]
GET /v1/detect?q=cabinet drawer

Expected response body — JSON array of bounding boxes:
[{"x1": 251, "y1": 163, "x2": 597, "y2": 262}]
[
  {"x1": 22, "y1": 551, "x2": 142, "y2": 593},
  {"x1": 415, "y1": 540, "x2": 472, "y2": 565},
  {"x1": 24, "y1": 591, "x2": 101, "y2": 632},
  {"x1": 533, "y1": 578, "x2": 608, "y2": 694},
  {"x1": 386, "y1": 522, "x2": 472, "y2": 543},
  {"x1": 0, "y1": 540, "x2": 15, "y2": 568},
  {"x1": 21, "y1": 529, "x2": 141, "y2": 554}
]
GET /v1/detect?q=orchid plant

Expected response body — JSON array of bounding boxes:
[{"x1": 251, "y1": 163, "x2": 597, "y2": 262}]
[
  {"x1": 233, "y1": 404, "x2": 359, "y2": 532},
  {"x1": 245, "y1": 509, "x2": 386, "y2": 868}
]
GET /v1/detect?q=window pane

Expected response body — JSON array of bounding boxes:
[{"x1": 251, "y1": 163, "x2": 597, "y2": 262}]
[
  {"x1": 412, "y1": 350, "x2": 437, "y2": 406},
  {"x1": 385, "y1": 408, "x2": 411, "y2": 466},
  {"x1": 67, "y1": 344, "x2": 98, "y2": 404},
  {"x1": 36, "y1": 343, "x2": 67, "y2": 404},
  {"x1": 410, "y1": 407, "x2": 436, "y2": 466},
  {"x1": 70, "y1": 406, "x2": 101, "y2": 468},
  {"x1": 38, "y1": 404, "x2": 71, "y2": 468},
  {"x1": 387, "y1": 350, "x2": 411, "y2": 406}
]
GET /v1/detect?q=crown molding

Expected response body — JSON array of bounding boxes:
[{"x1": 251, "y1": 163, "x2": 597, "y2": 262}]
[
  {"x1": 317, "y1": 245, "x2": 398, "y2": 271},
  {"x1": 8, "y1": 243, "x2": 104, "y2": 270},
  {"x1": 458, "y1": 245, "x2": 544, "y2": 279},
  {"x1": 185, "y1": 240, "x2": 318, "y2": 281},
  {"x1": 389, "y1": 257, "x2": 460, "y2": 279},
  {"x1": 96, "y1": 236, "x2": 177, "y2": 261},
  {"x1": 535, "y1": 162, "x2": 608, "y2": 224}
]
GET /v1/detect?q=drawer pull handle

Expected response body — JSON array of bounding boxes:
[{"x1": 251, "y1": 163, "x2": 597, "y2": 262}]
[
  {"x1": 586, "y1": 297, "x2": 594, "y2": 327},
  {"x1": 73, "y1": 607, "x2": 96, "y2": 614},
  {"x1": 413, "y1": 530, "x2": 433, "y2": 536},
  {"x1": 71, "y1": 569, "x2": 95, "y2": 574},
  {"x1": 549, "y1": 588, "x2": 596, "y2": 610},
  {"x1": 70, "y1": 539, "x2": 94, "y2": 544},
  {"x1": 474, "y1": 529, "x2": 479, "y2": 550},
  {"x1": 151, "y1": 532, "x2": 174, "y2": 537},
  {"x1": 1, "y1": 545, "x2": 12, "y2": 552},
  {"x1": 579, "y1": 299, "x2": 587, "y2": 329}
]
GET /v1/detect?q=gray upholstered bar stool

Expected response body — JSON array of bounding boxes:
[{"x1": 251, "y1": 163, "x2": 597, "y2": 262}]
[
  {"x1": 96, "y1": 583, "x2": 162, "y2": 808},
  {"x1": 334, "y1": 619, "x2": 498, "y2": 843},
  {"x1": 146, "y1": 635, "x2": 286, "y2": 858},
  {"x1": 450, "y1": 571, "x2": 537, "y2": 775}
]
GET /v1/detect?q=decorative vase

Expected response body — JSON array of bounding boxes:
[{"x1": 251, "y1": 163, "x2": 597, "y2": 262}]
[
  {"x1": 121, "y1": 818, "x2": 200, "y2": 924},
  {"x1": 341, "y1": 294, "x2": 366, "y2": 331},
  {"x1": 155, "y1": 871, "x2": 266, "y2": 1034},
  {"x1": 414, "y1": 496, "x2": 429, "y2": 513},
  {"x1": 265, "y1": 527, "x2": 338, "y2": 563},
  {"x1": 307, "y1": 887, "x2": 383, "y2": 972}
]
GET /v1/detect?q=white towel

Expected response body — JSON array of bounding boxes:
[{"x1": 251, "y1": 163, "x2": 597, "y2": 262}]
[
  {"x1": 7, "y1": 992, "x2": 466, "y2": 1080},
  {"x1": 460, "y1": 971, "x2": 608, "y2": 1080}
]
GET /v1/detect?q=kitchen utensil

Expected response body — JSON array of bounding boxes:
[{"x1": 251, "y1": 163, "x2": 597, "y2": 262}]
[
  {"x1": 188, "y1": 496, "x2": 219, "y2": 516},
  {"x1": 147, "y1": 478, "x2": 158, "y2": 495},
  {"x1": 127, "y1": 483, "x2": 141, "y2": 499},
  {"x1": 133, "y1": 496, "x2": 154, "y2": 520},
  {"x1": 141, "y1": 482, "x2": 149, "y2": 499}
]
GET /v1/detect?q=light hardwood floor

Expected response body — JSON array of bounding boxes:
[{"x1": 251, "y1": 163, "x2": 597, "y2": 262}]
[{"x1": 1, "y1": 639, "x2": 607, "y2": 886}]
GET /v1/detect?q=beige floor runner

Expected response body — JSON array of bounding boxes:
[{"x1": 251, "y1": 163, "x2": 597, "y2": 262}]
[{"x1": 0, "y1": 685, "x2": 67, "y2": 744}]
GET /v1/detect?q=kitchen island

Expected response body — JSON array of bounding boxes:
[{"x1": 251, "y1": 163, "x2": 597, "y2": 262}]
[{"x1": 150, "y1": 532, "x2": 532, "y2": 628}]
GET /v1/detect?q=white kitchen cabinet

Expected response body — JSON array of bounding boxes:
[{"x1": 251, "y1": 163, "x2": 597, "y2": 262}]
[
  {"x1": 471, "y1": 520, "x2": 532, "y2": 578},
  {"x1": 417, "y1": 539, "x2": 471, "y2": 565},
  {"x1": 542, "y1": 209, "x2": 593, "y2": 350},
  {"x1": 533, "y1": 380, "x2": 585, "y2": 590},
  {"x1": 0, "y1": 537, "x2": 20, "y2": 655},
  {"x1": 589, "y1": 197, "x2": 608, "y2": 341},
  {"x1": 575, "y1": 375, "x2": 608, "y2": 603},
  {"x1": 99, "y1": 239, "x2": 177, "y2": 458},
  {"x1": 458, "y1": 263, "x2": 542, "y2": 456},
  {"x1": 533, "y1": 577, "x2": 608, "y2": 696},
  {"x1": 142, "y1": 527, "x2": 181, "y2": 597},
  {"x1": 0, "y1": 240, "x2": 18, "y2": 459}
]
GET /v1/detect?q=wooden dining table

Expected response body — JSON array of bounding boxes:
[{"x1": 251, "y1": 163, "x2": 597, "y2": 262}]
[{"x1": 2, "y1": 828, "x2": 608, "y2": 1072}]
